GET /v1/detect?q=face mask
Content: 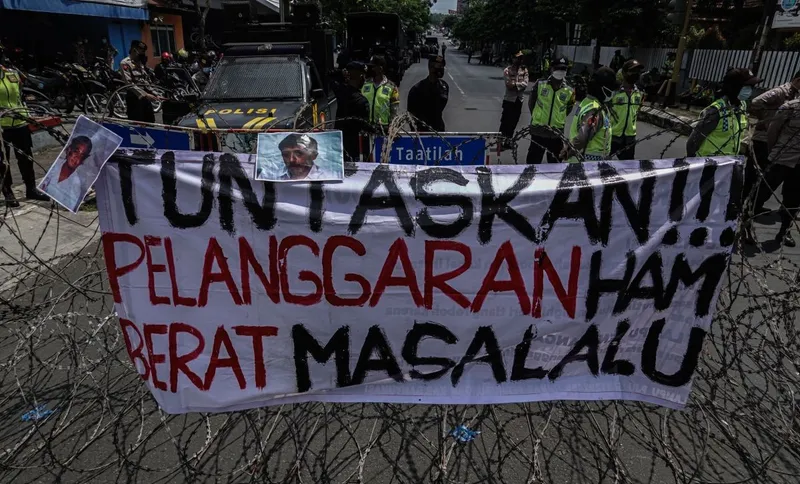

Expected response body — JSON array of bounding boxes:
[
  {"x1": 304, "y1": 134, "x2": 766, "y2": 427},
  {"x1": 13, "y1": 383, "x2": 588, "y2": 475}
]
[
  {"x1": 551, "y1": 70, "x2": 566, "y2": 81},
  {"x1": 738, "y1": 86, "x2": 753, "y2": 101},
  {"x1": 602, "y1": 86, "x2": 614, "y2": 102}
]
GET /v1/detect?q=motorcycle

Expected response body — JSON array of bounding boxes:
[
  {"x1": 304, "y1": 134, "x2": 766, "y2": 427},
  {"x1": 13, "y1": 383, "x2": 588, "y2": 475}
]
[
  {"x1": 97, "y1": 60, "x2": 166, "y2": 119},
  {"x1": 23, "y1": 62, "x2": 107, "y2": 115}
]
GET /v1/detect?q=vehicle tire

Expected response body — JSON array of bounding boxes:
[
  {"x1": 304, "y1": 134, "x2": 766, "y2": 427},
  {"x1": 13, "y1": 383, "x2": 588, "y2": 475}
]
[
  {"x1": 26, "y1": 103, "x2": 56, "y2": 117},
  {"x1": 149, "y1": 86, "x2": 167, "y2": 113},
  {"x1": 83, "y1": 93, "x2": 109, "y2": 116},
  {"x1": 56, "y1": 96, "x2": 75, "y2": 115},
  {"x1": 109, "y1": 92, "x2": 128, "y2": 119}
]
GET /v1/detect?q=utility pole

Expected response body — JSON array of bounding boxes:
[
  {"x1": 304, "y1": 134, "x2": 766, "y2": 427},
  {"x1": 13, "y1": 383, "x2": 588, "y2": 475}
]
[
  {"x1": 751, "y1": 0, "x2": 778, "y2": 74},
  {"x1": 664, "y1": 0, "x2": 694, "y2": 108}
]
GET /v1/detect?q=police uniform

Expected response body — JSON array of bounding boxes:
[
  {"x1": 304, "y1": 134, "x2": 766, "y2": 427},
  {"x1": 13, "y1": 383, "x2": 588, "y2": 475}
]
[
  {"x1": 527, "y1": 58, "x2": 575, "y2": 163},
  {"x1": 119, "y1": 41, "x2": 155, "y2": 123},
  {"x1": 686, "y1": 68, "x2": 758, "y2": 158},
  {"x1": 361, "y1": 76, "x2": 400, "y2": 127},
  {"x1": 568, "y1": 96, "x2": 613, "y2": 162},
  {"x1": 610, "y1": 83, "x2": 644, "y2": 160},
  {"x1": 691, "y1": 98, "x2": 748, "y2": 157},
  {"x1": 334, "y1": 61, "x2": 371, "y2": 161},
  {"x1": 1, "y1": 65, "x2": 49, "y2": 204},
  {"x1": 407, "y1": 61, "x2": 449, "y2": 132}
]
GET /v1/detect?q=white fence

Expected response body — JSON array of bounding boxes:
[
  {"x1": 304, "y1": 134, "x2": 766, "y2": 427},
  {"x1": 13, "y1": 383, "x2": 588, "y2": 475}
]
[
  {"x1": 688, "y1": 49, "x2": 752, "y2": 84},
  {"x1": 556, "y1": 45, "x2": 593, "y2": 65},
  {"x1": 757, "y1": 50, "x2": 800, "y2": 89},
  {"x1": 556, "y1": 44, "x2": 800, "y2": 90},
  {"x1": 555, "y1": 45, "x2": 687, "y2": 71}
]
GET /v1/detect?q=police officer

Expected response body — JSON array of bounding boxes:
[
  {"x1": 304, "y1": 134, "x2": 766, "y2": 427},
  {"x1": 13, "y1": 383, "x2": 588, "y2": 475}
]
[
  {"x1": 407, "y1": 55, "x2": 449, "y2": 132},
  {"x1": 686, "y1": 67, "x2": 760, "y2": 158},
  {"x1": 119, "y1": 40, "x2": 157, "y2": 123},
  {"x1": 527, "y1": 56, "x2": 575, "y2": 163},
  {"x1": 333, "y1": 61, "x2": 371, "y2": 161},
  {"x1": 564, "y1": 67, "x2": 618, "y2": 163},
  {"x1": 0, "y1": 44, "x2": 50, "y2": 207},
  {"x1": 657, "y1": 52, "x2": 677, "y2": 104},
  {"x1": 362, "y1": 55, "x2": 400, "y2": 130},
  {"x1": 611, "y1": 59, "x2": 645, "y2": 160}
]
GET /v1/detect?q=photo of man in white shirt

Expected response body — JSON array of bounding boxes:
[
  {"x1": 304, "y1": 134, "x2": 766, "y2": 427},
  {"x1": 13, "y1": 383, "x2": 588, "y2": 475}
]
[
  {"x1": 255, "y1": 132, "x2": 344, "y2": 182},
  {"x1": 38, "y1": 116, "x2": 122, "y2": 212},
  {"x1": 40, "y1": 136, "x2": 95, "y2": 212}
]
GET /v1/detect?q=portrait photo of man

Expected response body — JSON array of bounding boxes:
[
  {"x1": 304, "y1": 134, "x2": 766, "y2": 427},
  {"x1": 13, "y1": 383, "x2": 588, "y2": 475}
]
[
  {"x1": 255, "y1": 132, "x2": 344, "y2": 182},
  {"x1": 39, "y1": 116, "x2": 122, "y2": 212}
]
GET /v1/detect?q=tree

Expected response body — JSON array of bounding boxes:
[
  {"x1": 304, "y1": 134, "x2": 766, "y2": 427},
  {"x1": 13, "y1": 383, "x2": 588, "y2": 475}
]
[
  {"x1": 442, "y1": 14, "x2": 458, "y2": 30},
  {"x1": 319, "y1": 0, "x2": 431, "y2": 35},
  {"x1": 450, "y1": 0, "x2": 677, "y2": 48},
  {"x1": 430, "y1": 12, "x2": 446, "y2": 26}
]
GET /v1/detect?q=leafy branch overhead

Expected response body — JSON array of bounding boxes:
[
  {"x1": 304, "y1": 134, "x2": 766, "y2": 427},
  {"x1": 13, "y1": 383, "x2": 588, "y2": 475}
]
[
  {"x1": 450, "y1": 0, "x2": 679, "y2": 47},
  {"x1": 319, "y1": 0, "x2": 432, "y2": 34}
]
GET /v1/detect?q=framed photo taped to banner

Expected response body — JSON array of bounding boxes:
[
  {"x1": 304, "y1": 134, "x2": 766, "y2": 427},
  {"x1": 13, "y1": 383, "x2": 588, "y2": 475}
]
[{"x1": 255, "y1": 132, "x2": 344, "y2": 182}]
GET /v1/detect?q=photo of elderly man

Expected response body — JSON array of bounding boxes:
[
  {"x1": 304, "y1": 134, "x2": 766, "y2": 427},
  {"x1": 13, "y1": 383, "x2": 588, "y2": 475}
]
[{"x1": 255, "y1": 132, "x2": 344, "y2": 182}]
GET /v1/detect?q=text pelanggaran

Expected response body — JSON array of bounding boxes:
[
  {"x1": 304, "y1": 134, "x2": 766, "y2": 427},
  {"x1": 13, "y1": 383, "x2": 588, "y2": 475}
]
[{"x1": 96, "y1": 151, "x2": 741, "y2": 414}]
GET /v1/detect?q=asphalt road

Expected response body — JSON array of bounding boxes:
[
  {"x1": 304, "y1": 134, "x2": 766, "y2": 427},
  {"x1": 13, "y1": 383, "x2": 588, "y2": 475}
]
[
  {"x1": 397, "y1": 43, "x2": 688, "y2": 163},
  {"x1": 1, "y1": 42, "x2": 798, "y2": 483}
]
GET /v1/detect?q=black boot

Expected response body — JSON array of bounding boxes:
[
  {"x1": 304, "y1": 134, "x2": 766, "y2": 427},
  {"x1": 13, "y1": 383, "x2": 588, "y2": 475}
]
[
  {"x1": 776, "y1": 227, "x2": 796, "y2": 248},
  {"x1": 26, "y1": 186, "x2": 50, "y2": 202},
  {"x1": 3, "y1": 190, "x2": 20, "y2": 208},
  {"x1": 783, "y1": 231, "x2": 796, "y2": 248}
]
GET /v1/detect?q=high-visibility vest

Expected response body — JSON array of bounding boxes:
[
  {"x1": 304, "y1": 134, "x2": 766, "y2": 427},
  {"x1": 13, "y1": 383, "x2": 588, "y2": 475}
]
[
  {"x1": 568, "y1": 97, "x2": 612, "y2": 162},
  {"x1": 611, "y1": 87, "x2": 643, "y2": 137},
  {"x1": 696, "y1": 98, "x2": 748, "y2": 157},
  {"x1": 530, "y1": 81, "x2": 574, "y2": 130},
  {"x1": 0, "y1": 68, "x2": 29, "y2": 129},
  {"x1": 662, "y1": 59, "x2": 674, "y2": 76},
  {"x1": 362, "y1": 80, "x2": 395, "y2": 125}
]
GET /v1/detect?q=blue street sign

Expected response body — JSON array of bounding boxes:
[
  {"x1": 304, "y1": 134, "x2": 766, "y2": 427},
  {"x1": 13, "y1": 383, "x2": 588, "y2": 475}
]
[
  {"x1": 373, "y1": 135, "x2": 487, "y2": 165},
  {"x1": 102, "y1": 123, "x2": 191, "y2": 151}
]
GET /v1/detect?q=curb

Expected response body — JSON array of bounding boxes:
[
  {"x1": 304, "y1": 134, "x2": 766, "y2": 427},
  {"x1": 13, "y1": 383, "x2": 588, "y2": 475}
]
[{"x1": 638, "y1": 107, "x2": 695, "y2": 137}]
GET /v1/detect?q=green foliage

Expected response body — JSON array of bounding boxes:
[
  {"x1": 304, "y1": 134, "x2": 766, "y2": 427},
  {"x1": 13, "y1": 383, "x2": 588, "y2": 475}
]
[
  {"x1": 450, "y1": 0, "x2": 677, "y2": 47},
  {"x1": 442, "y1": 14, "x2": 458, "y2": 30},
  {"x1": 319, "y1": 0, "x2": 431, "y2": 36},
  {"x1": 784, "y1": 33, "x2": 800, "y2": 50}
]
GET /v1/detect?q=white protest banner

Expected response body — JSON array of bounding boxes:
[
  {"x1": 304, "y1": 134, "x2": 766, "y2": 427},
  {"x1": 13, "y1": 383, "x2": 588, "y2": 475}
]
[{"x1": 95, "y1": 151, "x2": 741, "y2": 414}]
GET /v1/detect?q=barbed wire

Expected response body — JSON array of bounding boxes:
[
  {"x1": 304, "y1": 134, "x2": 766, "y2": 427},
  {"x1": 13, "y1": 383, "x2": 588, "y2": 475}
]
[{"x1": 1, "y1": 99, "x2": 799, "y2": 484}]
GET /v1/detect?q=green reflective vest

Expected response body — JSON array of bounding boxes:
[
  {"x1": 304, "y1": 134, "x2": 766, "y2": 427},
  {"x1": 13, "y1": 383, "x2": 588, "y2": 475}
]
[
  {"x1": 530, "y1": 81, "x2": 574, "y2": 130},
  {"x1": 362, "y1": 80, "x2": 394, "y2": 125},
  {"x1": 696, "y1": 98, "x2": 748, "y2": 157},
  {"x1": 662, "y1": 59, "x2": 674, "y2": 76},
  {"x1": 0, "y1": 68, "x2": 28, "y2": 129},
  {"x1": 611, "y1": 87, "x2": 643, "y2": 137},
  {"x1": 568, "y1": 97, "x2": 612, "y2": 162}
]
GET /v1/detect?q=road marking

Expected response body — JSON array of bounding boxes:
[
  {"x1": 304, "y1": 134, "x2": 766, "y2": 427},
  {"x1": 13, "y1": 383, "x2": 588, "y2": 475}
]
[{"x1": 447, "y1": 71, "x2": 466, "y2": 96}]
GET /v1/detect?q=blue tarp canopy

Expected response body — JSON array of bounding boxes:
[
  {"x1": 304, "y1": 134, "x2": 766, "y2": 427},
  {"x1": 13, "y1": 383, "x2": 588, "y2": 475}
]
[{"x1": 0, "y1": 0, "x2": 148, "y2": 20}]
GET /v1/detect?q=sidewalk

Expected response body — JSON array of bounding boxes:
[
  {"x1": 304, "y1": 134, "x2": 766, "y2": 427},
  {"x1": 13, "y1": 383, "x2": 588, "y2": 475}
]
[{"x1": 1, "y1": 125, "x2": 99, "y2": 293}]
